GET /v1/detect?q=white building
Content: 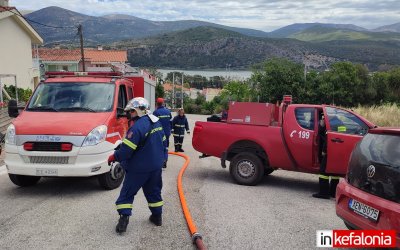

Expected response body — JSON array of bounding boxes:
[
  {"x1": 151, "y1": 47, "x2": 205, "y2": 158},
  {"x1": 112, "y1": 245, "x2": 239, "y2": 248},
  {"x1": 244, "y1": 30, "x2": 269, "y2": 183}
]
[{"x1": 0, "y1": 1, "x2": 43, "y2": 90}]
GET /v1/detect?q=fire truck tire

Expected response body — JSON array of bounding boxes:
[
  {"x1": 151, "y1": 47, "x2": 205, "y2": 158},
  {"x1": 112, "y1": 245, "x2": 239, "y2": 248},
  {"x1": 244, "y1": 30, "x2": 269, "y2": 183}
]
[
  {"x1": 98, "y1": 164, "x2": 125, "y2": 190},
  {"x1": 230, "y1": 152, "x2": 264, "y2": 186},
  {"x1": 8, "y1": 174, "x2": 41, "y2": 187}
]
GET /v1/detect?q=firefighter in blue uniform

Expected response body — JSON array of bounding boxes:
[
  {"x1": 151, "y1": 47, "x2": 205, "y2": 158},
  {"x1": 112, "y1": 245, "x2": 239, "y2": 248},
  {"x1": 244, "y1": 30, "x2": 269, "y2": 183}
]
[
  {"x1": 152, "y1": 98, "x2": 172, "y2": 168},
  {"x1": 108, "y1": 97, "x2": 167, "y2": 233},
  {"x1": 171, "y1": 108, "x2": 190, "y2": 152}
]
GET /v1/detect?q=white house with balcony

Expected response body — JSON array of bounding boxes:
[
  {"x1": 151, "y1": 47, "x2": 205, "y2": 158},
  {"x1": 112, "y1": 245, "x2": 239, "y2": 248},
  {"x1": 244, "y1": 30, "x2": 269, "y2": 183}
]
[{"x1": 0, "y1": 1, "x2": 43, "y2": 90}]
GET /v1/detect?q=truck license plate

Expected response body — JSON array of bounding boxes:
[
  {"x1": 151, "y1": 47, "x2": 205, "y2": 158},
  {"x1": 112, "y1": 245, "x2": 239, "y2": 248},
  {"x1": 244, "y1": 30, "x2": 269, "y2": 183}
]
[
  {"x1": 36, "y1": 169, "x2": 58, "y2": 176},
  {"x1": 349, "y1": 199, "x2": 379, "y2": 221}
]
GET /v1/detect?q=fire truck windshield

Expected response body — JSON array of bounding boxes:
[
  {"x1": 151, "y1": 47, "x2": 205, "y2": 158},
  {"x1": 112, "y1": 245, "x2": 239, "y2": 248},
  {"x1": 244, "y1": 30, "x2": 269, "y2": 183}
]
[{"x1": 27, "y1": 82, "x2": 115, "y2": 112}]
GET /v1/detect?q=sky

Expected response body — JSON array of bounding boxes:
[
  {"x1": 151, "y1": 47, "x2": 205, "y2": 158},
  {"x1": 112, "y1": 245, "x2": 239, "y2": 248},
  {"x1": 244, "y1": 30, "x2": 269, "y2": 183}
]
[{"x1": 10, "y1": 0, "x2": 400, "y2": 31}]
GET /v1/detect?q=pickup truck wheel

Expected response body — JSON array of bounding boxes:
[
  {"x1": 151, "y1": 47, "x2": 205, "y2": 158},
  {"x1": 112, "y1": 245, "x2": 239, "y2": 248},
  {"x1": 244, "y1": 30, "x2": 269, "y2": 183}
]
[
  {"x1": 264, "y1": 168, "x2": 274, "y2": 175},
  {"x1": 98, "y1": 163, "x2": 125, "y2": 190},
  {"x1": 8, "y1": 174, "x2": 41, "y2": 187},
  {"x1": 230, "y1": 152, "x2": 264, "y2": 186}
]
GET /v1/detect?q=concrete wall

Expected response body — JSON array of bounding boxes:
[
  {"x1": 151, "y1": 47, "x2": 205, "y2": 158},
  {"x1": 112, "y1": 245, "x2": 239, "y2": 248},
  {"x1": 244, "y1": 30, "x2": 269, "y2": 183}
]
[{"x1": 0, "y1": 16, "x2": 36, "y2": 90}]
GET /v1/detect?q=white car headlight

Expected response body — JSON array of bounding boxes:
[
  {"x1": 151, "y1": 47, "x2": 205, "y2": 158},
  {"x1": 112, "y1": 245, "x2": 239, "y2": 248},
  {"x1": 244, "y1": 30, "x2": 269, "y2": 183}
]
[
  {"x1": 5, "y1": 124, "x2": 16, "y2": 145},
  {"x1": 82, "y1": 125, "x2": 107, "y2": 147}
]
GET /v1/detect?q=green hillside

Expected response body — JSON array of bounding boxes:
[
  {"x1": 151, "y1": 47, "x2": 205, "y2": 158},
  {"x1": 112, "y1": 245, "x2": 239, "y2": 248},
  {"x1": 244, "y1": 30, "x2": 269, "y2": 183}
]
[
  {"x1": 114, "y1": 26, "x2": 400, "y2": 70},
  {"x1": 290, "y1": 26, "x2": 400, "y2": 42}
]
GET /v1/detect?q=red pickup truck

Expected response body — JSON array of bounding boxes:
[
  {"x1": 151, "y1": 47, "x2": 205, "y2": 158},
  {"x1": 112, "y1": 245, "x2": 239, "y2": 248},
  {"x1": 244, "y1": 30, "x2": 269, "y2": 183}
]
[{"x1": 192, "y1": 96, "x2": 375, "y2": 185}]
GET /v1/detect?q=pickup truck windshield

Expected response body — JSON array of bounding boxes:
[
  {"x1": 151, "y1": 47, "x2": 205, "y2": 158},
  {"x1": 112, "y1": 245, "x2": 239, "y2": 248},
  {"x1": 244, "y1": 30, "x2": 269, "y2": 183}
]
[
  {"x1": 326, "y1": 107, "x2": 369, "y2": 135},
  {"x1": 27, "y1": 83, "x2": 115, "y2": 112}
]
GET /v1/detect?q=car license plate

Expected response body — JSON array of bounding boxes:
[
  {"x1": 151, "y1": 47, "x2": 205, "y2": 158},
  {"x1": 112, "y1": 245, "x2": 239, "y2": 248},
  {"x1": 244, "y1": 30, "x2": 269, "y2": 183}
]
[
  {"x1": 36, "y1": 168, "x2": 58, "y2": 176},
  {"x1": 349, "y1": 199, "x2": 380, "y2": 221}
]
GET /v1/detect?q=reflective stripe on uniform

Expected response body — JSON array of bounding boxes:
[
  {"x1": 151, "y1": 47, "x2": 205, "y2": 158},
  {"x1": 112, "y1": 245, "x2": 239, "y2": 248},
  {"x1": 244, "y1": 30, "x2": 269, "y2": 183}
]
[
  {"x1": 158, "y1": 115, "x2": 170, "y2": 118},
  {"x1": 123, "y1": 139, "x2": 137, "y2": 150},
  {"x1": 172, "y1": 134, "x2": 184, "y2": 137},
  {"x1": 319, "y1": 175, "x2": 330, "y2": 180},
  {"x1": 174, "y1": 124, "x2": 185, "y2": 127},
  {"x1": 163, "y1": 135, "x2": 166, "y2": 141},
  {"x1": 331, "y1": 176, "x2": 340, "y2": 180},
  {"x1": 148, "y1": 201, "x2": 164, "y2": 207},
  {"x1": 338, "y1": 126, "x2": 347, "y2": 132},
  {"x1": 116, "y1": 204, "x2": 133, "y2": 210},
  {"x1": 145, "y1": 126, "x2": 163, "y2": 136}
]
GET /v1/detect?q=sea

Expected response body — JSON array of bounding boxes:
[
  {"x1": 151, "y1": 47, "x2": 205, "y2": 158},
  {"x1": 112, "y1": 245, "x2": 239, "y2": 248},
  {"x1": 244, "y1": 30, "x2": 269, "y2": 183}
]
[{"x1": 157, "y1": 69, "x2": 253, "y2": 80}]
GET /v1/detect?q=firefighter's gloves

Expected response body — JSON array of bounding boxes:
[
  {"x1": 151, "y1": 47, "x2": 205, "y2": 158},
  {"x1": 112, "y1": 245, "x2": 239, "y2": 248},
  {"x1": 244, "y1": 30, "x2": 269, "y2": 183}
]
[{"x1": 108, "y1": 154, "x2": 116, "y2": 166}]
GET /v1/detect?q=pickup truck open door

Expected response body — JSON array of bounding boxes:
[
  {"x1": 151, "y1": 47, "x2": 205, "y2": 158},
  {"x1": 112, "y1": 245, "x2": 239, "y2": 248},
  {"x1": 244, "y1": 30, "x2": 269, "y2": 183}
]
[{"x1": 324, "y1": 107, "x2": 370, "y2": 175}]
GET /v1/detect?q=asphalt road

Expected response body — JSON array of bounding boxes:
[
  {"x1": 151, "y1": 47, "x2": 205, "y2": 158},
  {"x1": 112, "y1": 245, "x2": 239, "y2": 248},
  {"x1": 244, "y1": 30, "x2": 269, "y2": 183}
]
[{"x1": 0, "y1": 114, "x2": 346, "y2": 250}]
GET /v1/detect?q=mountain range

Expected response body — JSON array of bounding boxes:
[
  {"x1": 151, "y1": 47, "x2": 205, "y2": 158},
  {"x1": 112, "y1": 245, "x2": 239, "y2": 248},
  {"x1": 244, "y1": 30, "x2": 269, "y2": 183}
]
[
  {"x1": 25, "y1": 6, "x2": 268, "y2": 44},
  {"x1": 23, "y1": 6, "x2": 400, "y2": 70},
  {"x1": 26, "y1": 6, "x2": 400, "y2": 44}
]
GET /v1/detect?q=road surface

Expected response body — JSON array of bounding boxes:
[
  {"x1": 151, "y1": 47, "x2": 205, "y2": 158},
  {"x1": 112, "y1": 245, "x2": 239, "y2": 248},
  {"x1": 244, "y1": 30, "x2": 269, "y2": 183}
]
[{"x1": 0, "y1": 114, "x2": 345, "y2": 249}]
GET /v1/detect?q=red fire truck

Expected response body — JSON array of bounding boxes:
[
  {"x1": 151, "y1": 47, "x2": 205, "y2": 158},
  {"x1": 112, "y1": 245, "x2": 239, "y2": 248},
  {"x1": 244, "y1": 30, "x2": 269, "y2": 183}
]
[
  {"x1": 192, "y1": 96, "x2": 376, "y2": 185},
  {"x1": 4, "y1": 71, "x2": 151, "y2": 189}
]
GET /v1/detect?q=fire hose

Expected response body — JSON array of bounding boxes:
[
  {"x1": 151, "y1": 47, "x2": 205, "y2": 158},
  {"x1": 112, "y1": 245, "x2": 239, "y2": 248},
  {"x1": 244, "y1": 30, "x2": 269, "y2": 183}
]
[{"x1": 169, "y1": 152, "x2": 206, "y2": 250}]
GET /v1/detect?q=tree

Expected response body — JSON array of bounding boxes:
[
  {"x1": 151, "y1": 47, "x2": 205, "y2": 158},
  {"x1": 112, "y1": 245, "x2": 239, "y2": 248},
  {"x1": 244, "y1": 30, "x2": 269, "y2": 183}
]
[
  {"x1": 155, "y1": 82, "x2": 165, "y2": 99},
  {"x1": 320, "y1": 62, "x2": 365, "y2": 106},
  {"x1": 251, "y1": 58, "x2": 304, "y2": 103},
  {"x1": 219, "y1": 81, "x2": 251, "y2": 102},
  {"x1": 387, "y1": 67, "x2": 400, "y2": 102},
  {"x1": 371, "y1": 71, "x2": 390, "y2": 103}
]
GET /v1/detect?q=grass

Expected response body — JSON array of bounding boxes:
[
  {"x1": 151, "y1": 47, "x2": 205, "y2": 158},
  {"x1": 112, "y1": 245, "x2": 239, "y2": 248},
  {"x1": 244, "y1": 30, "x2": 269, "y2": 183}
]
[{"x1": 353, "y1": 104, "x2": 400, "y2": 127}]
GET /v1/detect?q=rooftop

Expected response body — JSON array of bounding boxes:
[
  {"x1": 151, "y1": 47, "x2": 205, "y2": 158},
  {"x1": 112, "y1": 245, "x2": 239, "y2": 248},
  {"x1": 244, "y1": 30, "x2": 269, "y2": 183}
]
[{"x1": 36, "y1": 48, "x2": 127, "y2": 63}]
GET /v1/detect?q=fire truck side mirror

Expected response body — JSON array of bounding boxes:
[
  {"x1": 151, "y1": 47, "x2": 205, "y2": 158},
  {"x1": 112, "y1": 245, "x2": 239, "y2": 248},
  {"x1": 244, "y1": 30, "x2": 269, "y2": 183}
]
[{"x1": 116, "y1": 107, "x2": 127, "y2": 119}]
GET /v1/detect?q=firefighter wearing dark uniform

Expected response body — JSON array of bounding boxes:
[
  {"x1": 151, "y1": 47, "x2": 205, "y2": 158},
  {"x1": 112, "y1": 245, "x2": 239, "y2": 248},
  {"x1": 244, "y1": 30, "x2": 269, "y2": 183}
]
[
  {"x1": 171, "y1": 108, "x2": 190, "y2": 152},
  {"x1": 312, "y1": 115, "x2": 341, "y2": 199},
  {"x1": 152, "y1": 98, "x2": 172, "y2": 168},
  {"x1": 108, "y1": 97, "x2": 167, "y2": 233}
]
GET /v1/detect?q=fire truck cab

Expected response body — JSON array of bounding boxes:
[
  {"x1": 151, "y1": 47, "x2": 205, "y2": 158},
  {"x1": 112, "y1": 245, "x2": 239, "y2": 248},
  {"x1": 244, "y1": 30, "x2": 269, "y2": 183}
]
[{"x1": 4, "y1": 71, "x2": 136, "y2": 189}]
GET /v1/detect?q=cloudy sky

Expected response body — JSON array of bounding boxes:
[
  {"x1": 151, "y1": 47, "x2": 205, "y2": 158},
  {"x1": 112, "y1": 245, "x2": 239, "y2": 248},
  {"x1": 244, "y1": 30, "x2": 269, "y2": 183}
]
[{"x1": 11, "y1": 0, "x2": 400, "y2": 31}]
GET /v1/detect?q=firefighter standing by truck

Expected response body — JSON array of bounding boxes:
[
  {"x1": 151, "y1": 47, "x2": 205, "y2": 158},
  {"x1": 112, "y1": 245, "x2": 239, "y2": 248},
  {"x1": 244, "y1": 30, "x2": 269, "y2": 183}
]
[
  {"x1": 312, "y1": 114, "x2": 341, "y2": 199},
  {"x1": 153, "y1": 98, "x2": 172, "y2": 168},
  {"x1": 108, "y1": 97, "x2": 167, "y2": 233},
  {"x1": 172, "y1": 108, "x2": 190, "y2": 152}
]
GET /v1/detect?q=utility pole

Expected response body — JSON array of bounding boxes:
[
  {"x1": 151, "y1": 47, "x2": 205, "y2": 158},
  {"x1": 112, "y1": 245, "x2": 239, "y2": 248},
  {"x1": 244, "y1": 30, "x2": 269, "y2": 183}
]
[
  {"x1": 172, "y1": 72, "x2": 175, "y2": 109},
  {"x1": 181, "y1": 72, "x2": 184, "y2": 108},
  {"x1": 78, "y1": 24, "x2": 85, "y2": 72}
]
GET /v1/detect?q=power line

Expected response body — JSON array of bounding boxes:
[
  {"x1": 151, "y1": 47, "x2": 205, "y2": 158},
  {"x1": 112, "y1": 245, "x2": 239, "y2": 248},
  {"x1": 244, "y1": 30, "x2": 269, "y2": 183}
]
[{"x1": 5, "y1": 8, "x2": 76, "y2": 29}]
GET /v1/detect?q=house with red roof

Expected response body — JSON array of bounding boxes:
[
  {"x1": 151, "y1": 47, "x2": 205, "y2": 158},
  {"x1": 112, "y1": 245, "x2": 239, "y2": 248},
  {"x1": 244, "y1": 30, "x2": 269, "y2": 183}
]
[{"x1": 35, "y1": 46, "x2": 127, "y2": 77}]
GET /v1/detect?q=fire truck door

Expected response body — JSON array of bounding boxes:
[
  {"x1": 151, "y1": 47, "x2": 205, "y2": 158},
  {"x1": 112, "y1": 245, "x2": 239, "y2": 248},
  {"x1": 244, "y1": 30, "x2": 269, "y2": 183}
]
[{"x1": 115, "y1": 84, "x2": 129, "y2": 138}]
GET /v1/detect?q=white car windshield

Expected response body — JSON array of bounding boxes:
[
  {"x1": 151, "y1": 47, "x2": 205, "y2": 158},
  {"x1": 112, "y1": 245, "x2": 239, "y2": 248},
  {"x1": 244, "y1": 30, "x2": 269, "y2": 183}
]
[{"x1": 27, "y1": 82, "x2": 115, "y2": 112}]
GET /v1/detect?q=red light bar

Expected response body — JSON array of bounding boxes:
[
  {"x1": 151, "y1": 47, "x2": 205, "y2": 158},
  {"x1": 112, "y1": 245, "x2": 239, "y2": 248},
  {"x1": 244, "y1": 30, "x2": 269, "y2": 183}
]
[
  {"x1": 23, "y1": 142, "x2": 34, "y2": 151},
  {"x1": 283, "y1": 95, "x2": 292, "y2": 104},
  {"x1": 45, "y1": 71, "x2": 123, "y2": 77},
  {"x1": 61, "y1": 143, "x2": 73, "y2": 151}
]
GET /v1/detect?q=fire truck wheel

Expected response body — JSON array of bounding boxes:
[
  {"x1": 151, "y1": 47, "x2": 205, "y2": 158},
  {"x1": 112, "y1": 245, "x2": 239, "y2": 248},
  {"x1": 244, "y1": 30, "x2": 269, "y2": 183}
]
[
  {"x1": 98, "y1": 164, "x2": 125, "y2": 190},
  {"x1": 8, "y1": 174, "x2": 41, "y2": 187},
  {"x1": 230, "y1": 152, "x2": 264, "y2": 186}
]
